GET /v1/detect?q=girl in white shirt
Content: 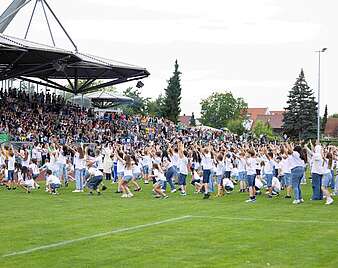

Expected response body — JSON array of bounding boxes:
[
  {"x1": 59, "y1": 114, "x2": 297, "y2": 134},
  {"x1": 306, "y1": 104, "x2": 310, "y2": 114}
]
[
  {"x1": 245, "y1": 149, "x2": 257, "y2": 202},
  {"x1": 149, "y1": 163, "x2": 168, "y2": 199},
  {"x1": 322, "y1": 152, "x2": 334, "y2": 205}
]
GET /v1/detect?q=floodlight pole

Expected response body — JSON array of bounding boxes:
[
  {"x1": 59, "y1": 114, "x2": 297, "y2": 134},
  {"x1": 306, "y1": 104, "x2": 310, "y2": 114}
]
[{"x1": 316, "y1": 48, "x2": 327, "y2": 142}]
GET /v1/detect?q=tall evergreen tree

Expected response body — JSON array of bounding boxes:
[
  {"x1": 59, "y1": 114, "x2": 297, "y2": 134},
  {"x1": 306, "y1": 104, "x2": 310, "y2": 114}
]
[
  {"x1": 321, "y1": 104, "x2": 328, "y2": 133},
  {"x1": 283, "y1": 69, "x2": 318, "y2": 140},
  {"x1": 163, "y1": 60, "x2": 182, "y2": 123}
]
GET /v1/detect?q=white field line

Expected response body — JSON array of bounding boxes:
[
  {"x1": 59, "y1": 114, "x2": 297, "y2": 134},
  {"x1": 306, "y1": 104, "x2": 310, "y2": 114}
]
[
  {"x1": 190, "y1": 215, "x2": 338, "y2": 225},
  {"x1": 2, "y1": 215, "x2": 192, "y2": 258}
]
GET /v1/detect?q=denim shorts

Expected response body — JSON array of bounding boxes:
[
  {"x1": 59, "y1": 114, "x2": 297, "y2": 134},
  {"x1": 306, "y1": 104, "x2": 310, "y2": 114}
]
[
  {"x1": 203, "y1": 169, "x2": 211, "y2": 183},
  {"x1": 87, "y1": 176, "x2": 103, "y2": 190},
  {"x1": 178, "y1": 173, "x2": 187, "y2": 186},
  {"x1": 7, "y1": 170, "x2": 14, "y2": 181},
  {"x1": 123, "y1": 175, "x2": 133, "y2": 182},
  {"x1": 50, "y1": 183, "x2": 61, "y2": 190},
  {"x1": 284, "y1": 173, "x2": 292, "y2": 186},
  {"x1": 133, "y1": 173, "x2": 142, "y2": 180},
  {"x1": 217, "y1": 175, "x2": 223, "y2": 185},
  {"x1": 246, "y1": 174, "x2": 256, "y2": 187},
  {"x1": 143, "y1": 166, "x2": 149, "y2": 175},
  {"x1": 322, "y1": 173, "x2": 332, "y2": 188},
  {"x1": 117, "y1": 172, "x2": 124, "y2": 178},
  {"x1": 265, "y1": 173, "x2": 273, "y2": 187},
  {"x1": 238, "y1": 171, "x2": 247, "y2": 181}
]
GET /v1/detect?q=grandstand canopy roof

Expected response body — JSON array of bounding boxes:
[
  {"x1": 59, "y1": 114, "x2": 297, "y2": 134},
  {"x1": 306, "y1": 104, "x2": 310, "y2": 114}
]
[{"x1": 0, "y1": 34, "x2": 150, "y2": 94}]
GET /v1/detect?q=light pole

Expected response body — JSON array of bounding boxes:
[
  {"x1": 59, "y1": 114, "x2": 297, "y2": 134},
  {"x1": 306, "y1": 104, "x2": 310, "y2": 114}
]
[{"x1": 316, "y1": 47, "x2": 327, "y2": 142}]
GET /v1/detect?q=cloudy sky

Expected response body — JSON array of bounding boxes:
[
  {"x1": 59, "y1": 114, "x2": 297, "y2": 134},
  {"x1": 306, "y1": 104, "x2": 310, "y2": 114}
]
[{"x1": 1, "y1": 0, "x2": 336, "y2": 116}]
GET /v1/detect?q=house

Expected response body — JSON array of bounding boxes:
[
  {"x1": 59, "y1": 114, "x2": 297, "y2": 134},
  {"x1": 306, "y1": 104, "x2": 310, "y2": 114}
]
[
  {"x1": 254, "y1": 113, "x2": 284, "y2": 133},
  {"x1": 179, "y1": 115, "x2": 192, "y2": 127},
  {"x1": 324, "y1": 118, "x2": 338, "y2": 137},
  {"x1": 246, "y1": 108, "x2": 269, "y2": 121}
]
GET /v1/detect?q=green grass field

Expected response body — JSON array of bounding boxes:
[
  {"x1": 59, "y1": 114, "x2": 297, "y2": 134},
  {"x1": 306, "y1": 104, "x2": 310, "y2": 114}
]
[{"x1": 1, "y1": 179, "x2": 338, "y2": 268}]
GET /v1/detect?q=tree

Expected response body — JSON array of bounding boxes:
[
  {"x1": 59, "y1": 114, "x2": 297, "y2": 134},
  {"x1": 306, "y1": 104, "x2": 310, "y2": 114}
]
[
  {"x1": 146, "y1": 94, "x2": 166, "y2": 117},
  {"x1": 283, "y1": 69, "x2": 317, "y2": 140},
  {"x1": 330, "y1": 113, "x2": 338, "y2": 118},
  {"x1": 252, "y1": 120, "x2": 275, "y2": 140},
  {"x1": 121, "y1": 87, "x2": 149, "y2": 116},
  {"x1": 226, "y1": 119, "x2": 245, "y2": 135},
  {"x1": 163, "y1": 60, "x2": 182, "y2": 123},
  {"x1": 200, "y1": 91, "x2": 247, "y2": 129},
  {"x1": 322, "y1": 104, "x2": 328, "y2": 132}
]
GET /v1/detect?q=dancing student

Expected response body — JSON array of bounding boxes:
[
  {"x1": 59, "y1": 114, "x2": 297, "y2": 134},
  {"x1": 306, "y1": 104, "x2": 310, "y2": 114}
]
[
  {"x1": 17, "y1": 164, "x2": 34, "y2": 193},
  {"x1": 131, "y1": 154, "x2": 142, "y2": 192},
  {"x1": 177, "y1": 142, "x2": 189, "y2": 196},
  {"x1": 150, "y1": 163, "x2": 168, "y2": 199},
  {"x1": 56, "y1": 145, "x2": 69, "y2": 187},
  {"x1": 142, "y1": 149, "x2": 152, "y2": 184},
  {"x1": 116, "y1": 150, "x2": 125, "y2": 193},
  {"x1": 191, "y1": 169, "x2": 203, "y2": 193},
  {"x1": 245, "y1": 149, "x2": 257, "y2": 203},
  {"x1": 322, "y1": 152, "x2": 334, "y2": 205},
  {"x1": 45, "y1": 169, "x2": 61, "y2": 195},
  {"x1": 286, "y1": 143, "x2": 307, "y2": 204},
  {"x1": 279, "y1": 152, "x2": 292, "y2": 199},
  {"x1": 161, "y1": 148, "x2": 176, "y2": 193},
  {"x1": 199, "y1": 144, "x2": 213, "y2": 199},
  {"x1": 66, "y1": 144, "x2": 86, "y2": 193},
  {"x1": 103, "y1": 145, "x2": 113, "y2": 181},
  {"x1": 86, "y1": 164, "x2": 104, "y2": 196},
  {"x1": 3, "y1": 147, "x2": 15, "y2": 190},
  {"x1": 215, "y1": 153, "x2": 225, "y2": 197},
  {"x1": 262, "y1": 147, "x2": 274, "y2": 198},
  {"x1": 28, "y1": 159, "x2": 40, "y2": 189},
  {"x1": 116, "y1": 152, "x2": 134, "y2": 198},
  {"x1": 237, "y1": 152, "x2": 247, "y2": 193},
  {"x1": 305, "y1": 141, "x2": 323, "y2": 200}
]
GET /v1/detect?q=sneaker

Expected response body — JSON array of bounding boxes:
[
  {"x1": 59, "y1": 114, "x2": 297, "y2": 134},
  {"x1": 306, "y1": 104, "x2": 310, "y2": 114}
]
[
  {"x1": 267, "y1": 194, "x2": 273, "y2": 199},
  {"x1": 65, "y1": 182, "x2": 68, "y2": 187},
  {"x1": 203, "y1": 193, "x2": 210, "y2": 199},
  {"x1": 300, "y1": 199, "x2": 304, "y2": 203},
  {"x1": 292, "y1": 200, "x2": 301, "y2": 204},
  {"x1": 284, "y1": 195, "x2": 291, "y2": 199},
  {"x1": 127, "y1": 193, "x2": 134, "y2": 198},
  {"x1": 325, "y1": 199, "x2": 334, "y2": 205},
  {"x1": 72, "y1": 190, "x2": 80, "y2": 193},
  {"x1": 154, "y1": 195, "x2": 161, "y2": 198},
  {"x1": 121, "y1": 194, "x2": 128, "y2": 198},
  {"x1": 181, "y1": 192, "x2": 187, "y2": 196},
  {"x1": 88, "y1": 192, "x2": 94, "y2": 196},
  {"x1": 171, "y1": 189, "x2": 177, "y2": 193},
  {"x1": 245, "y1": 198, "x2": 256, "y2": 203},
  {"x1": 144, "y1": 180, "x2": 149, "y2": 184},
  {"x1": 134, "y1": 187, "x2": 142, "y2": 192},
  {"x1": 162, "y1": 195, "x2": 169, "y2": 199}
]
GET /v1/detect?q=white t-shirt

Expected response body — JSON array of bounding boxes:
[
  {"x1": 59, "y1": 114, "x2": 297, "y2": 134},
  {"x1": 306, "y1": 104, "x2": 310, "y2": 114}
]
[
  {"x1": 310, "y1": 152, "x2": 323, "y2": 175},
  {"x1": 29, "y1": 163, "x2": 39, "y2": 175},
  {"x1": 246, "y1": 157, "x2": 257, "y2": 175},
  {"x1": 73, "y1": 152, "x2": 86, "y2": 169},
  {"x1": 88, "y1": 167, "x2": 103, "y2": 177},
  {"x1": 223, "y1": 178, "x2": 234, "y2": 189},
  {"x1": 289, "y1": 151, "x2": 305, "y2": 169},
  {"x1": 7, "y1": 155, "x2": 15, "y2": 171},
  {"x1": 153, "y1": 169, "x2": 166, "y2": 181},
  {"x1": 272, "y1": 177, "x2": 281, "y2": 192},
  {"x1": 201, "y1": 154, "x2": 213, "y2": 170},
  {"x1": 179, "y1": 157, "x2": 189, "y2": 175},
  {"x1": 46, "y1": 174, "x2": 61, "y2": 185},
  {"x1": 215, "y1": 161, "x2": 224, "y2": 176}
]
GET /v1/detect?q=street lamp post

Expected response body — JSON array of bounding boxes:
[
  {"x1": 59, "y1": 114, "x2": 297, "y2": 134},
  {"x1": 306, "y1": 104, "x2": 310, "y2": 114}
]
[{"x1": 316, "y1": 47, "x2": 327, "y2": 142}]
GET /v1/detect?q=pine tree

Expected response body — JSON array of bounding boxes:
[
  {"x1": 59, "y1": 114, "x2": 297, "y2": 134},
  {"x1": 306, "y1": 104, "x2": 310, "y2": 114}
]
[
  {"x1": 321, "y1": 104, "x2": 328, "y2": 133},
  {"x1": 283, "y1": 69, "x2": 318, "y2": 140},
  {"x1": 163, "y1": 60, "x2": 182, "y2": 123}
]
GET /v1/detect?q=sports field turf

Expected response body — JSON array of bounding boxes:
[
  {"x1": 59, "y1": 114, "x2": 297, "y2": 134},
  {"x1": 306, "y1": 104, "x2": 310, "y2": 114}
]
[{"x1": 1, "y1": 180, "x2": 338, "y2": 268}]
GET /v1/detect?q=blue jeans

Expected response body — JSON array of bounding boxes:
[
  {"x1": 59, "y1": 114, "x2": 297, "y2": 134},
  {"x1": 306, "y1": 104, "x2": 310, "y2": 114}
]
[
  {"x1": 330, "y1": 170, "x2": 335, "y2": 190},
  {"x1": 163, "y1": 166, "x2": 176, "y2": 191},
  {"x1": 58, "y1": 163, "x2": 68, "y2": 183},
  {"x1": 265, "y1": 173, "x2": 273, "y2": 187},
  {"x1": 291, "y1": 166, "x2": 305, "y2": 200},
  {"x1": 311, "y1": 173, "x2": 323, "y2": 200},
  {"x1": 75, "y1": 168, "x2": 85, "y2": 190}
]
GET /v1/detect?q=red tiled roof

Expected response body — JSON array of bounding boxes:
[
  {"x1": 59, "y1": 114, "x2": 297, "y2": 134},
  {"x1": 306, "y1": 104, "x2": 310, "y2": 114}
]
[
  {"x1": 270, "y1": 110, "x2": 284, "y2": 116},
  {"x1": 255, "y1": 114, "x2": 284, "y2": 129},
  {"x1": 179, "y1": 115, "x2": 192, "y2": 126},
  {"x1": 246, "y1": 108, "x2": 268, "y2": 121},
  {"x1": 324, "y1": 118, "x2": 338, "y2": 137}
]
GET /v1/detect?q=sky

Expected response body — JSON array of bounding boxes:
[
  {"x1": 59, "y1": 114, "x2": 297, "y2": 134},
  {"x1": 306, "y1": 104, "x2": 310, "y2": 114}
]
[{"x1": 0, "y1": 0, "x2": 336, "y2": 116}]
